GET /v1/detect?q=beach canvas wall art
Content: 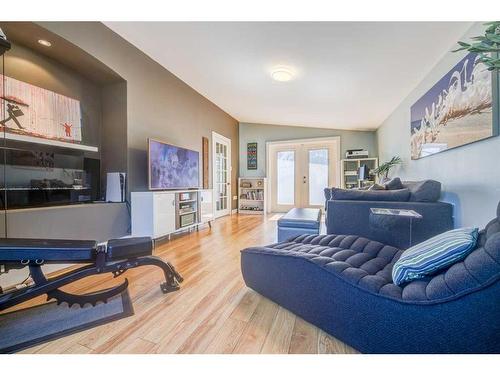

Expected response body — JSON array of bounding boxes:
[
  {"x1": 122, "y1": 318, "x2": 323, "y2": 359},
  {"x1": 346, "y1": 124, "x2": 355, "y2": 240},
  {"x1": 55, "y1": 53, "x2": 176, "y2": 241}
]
[
  {"x1": 0, "y1": 75, "x2": 82, "y2": 143},
  {"x1": 410, "y1": 52, "x2": 496, "y2": 160}
]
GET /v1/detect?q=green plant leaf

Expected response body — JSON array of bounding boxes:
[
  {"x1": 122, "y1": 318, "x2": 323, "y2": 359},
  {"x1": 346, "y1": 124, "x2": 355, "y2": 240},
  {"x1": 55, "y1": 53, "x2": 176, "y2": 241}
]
[
  {"x1": 485, "y1": 23, "x2": 500, "y2": 33},
  {"x1": 373, "y1": 156, "x2": 402, "y2": 177},
  {"x1": 455, "y1": 22, "x2": 500, "y2": 72},
  {"x1": 486, "y1": 34, "x2": 500, "y2": 43}
]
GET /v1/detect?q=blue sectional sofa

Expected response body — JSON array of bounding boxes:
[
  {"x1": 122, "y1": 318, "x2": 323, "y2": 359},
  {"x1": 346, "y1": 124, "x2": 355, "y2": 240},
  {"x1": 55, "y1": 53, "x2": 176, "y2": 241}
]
[
  {"x1": 324, "y1": 179, "x2": 454, "y2": 248},
  {"x1": 240, "y1": 202, "x2": 500, "y2": 353}
]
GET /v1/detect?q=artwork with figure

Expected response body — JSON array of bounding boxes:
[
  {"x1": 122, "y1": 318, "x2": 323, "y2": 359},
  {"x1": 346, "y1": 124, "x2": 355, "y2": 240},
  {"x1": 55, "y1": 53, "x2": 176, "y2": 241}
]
[
  {"x1": 410, "y1": 52, "x2": 496, "y2": 159},
  {"x1": 149, "y1": 139, "x2": 200, "y2": 189},
  {"x1": 0, "y1": 75, "x2": 82, "y2": 142}
]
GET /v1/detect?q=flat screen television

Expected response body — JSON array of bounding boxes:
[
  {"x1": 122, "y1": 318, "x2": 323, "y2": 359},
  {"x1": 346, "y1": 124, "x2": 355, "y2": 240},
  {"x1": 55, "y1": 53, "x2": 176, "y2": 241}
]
[{"x1": 148, "y1": 138, "x2": 200, "y2": 190}]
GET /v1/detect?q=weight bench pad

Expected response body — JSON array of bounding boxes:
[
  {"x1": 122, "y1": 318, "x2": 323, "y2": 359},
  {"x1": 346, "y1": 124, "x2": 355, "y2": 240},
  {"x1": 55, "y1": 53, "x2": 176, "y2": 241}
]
[
  {"x1": 0, "y1": 238, "x2": 98, "y2": 263},
  {"x1": 106, "y1": 237, "x2": 153, "y2": 260}
]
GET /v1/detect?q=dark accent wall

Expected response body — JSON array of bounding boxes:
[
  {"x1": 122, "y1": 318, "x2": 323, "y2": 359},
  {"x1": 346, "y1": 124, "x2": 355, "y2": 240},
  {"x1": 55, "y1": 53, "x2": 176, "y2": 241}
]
[
  {"x1": 41, "y1": 22, "x2": 240, "y2": 207},
  {"x1": 101, "y1": 81, "x2": 128, "y2": 194},
  {"x1": 0, "y1": 25, "x2": 129, "y2": 247}
]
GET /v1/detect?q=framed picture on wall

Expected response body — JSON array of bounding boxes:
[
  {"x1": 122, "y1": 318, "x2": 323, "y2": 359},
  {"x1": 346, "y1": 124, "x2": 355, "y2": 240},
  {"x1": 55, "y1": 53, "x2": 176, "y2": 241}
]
[
  {"x1": 0, "y1": 74, "x2": 82, "y2": 143},
  {"x1": 247, "y1": 142, "x2": 258, "y2": 170},
  {"x1": 410, "y1": 52, "x2": 499, "y2": 160}
]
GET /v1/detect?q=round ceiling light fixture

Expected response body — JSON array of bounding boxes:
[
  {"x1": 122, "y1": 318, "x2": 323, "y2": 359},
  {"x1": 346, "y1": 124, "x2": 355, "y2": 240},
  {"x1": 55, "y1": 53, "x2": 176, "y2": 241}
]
[
  {"x1": 38, "y1": 39, "x2": 52, "y2": 47},
  {"x1": 271, "y1": 66, "x2": 294, "y2": 82}
]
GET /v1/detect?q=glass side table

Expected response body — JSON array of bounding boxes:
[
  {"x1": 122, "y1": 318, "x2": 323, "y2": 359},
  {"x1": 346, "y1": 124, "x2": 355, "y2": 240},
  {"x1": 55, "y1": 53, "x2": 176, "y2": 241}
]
[{"x1": 370, "y1": 208, "x2": 423, "y2": 248}]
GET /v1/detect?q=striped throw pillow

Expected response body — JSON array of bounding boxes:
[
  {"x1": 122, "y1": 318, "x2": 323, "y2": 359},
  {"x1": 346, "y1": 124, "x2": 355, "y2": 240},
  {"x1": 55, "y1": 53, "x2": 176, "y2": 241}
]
[{"x1": 392, "y1": 227, "x2": 479, "y2": 286}]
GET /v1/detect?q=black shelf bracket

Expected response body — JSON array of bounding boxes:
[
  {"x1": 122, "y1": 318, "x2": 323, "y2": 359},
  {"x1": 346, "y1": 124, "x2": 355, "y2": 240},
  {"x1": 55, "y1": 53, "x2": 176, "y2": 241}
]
[{"x1": 0, "y1": 35, "x2": 11, "y2": 56}]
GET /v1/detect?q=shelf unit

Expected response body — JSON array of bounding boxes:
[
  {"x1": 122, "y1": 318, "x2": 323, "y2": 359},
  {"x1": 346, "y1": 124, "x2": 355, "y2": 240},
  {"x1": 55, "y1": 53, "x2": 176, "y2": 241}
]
[
  {"x1": 238, "y1": 177, "x2": 267, "y2": 214},
  {"x1": 3, "y1": 132, "x2": 99, "y2": 153},
  {"x1": 175, "y1": 191, "x2": 199, "y2": 229},
  {"x1": 131, "y1": 189, "x2": 214, "y2": 240},
  {"x1": 341, "y1": 158, "x2": 378, "y2": 189}
]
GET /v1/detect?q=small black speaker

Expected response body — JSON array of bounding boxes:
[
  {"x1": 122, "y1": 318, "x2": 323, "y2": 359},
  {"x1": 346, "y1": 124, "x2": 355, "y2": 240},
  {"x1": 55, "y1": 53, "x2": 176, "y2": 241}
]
[{"x1": 83, "y1": 157, "x2": 101, "y2": 201}]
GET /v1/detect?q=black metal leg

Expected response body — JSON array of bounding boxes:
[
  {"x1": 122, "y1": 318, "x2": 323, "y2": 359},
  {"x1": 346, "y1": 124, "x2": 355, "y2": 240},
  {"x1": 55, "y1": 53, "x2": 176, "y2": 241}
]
[
  {"x1": 0, "y1": 256, "x2": 184, "y2": 311},
  {"x1": 1, "y1": 264, "x2": 103, "y2": 311},
  {"x1": 133, "y1": 255, "x2": 183, "y2": 293}
]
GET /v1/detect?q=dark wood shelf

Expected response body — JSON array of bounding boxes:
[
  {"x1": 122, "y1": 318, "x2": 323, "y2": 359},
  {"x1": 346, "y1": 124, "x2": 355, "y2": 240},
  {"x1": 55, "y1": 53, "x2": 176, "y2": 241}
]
[{"x1": 1, "y1": 187, "x2": 91, "y2": 191}]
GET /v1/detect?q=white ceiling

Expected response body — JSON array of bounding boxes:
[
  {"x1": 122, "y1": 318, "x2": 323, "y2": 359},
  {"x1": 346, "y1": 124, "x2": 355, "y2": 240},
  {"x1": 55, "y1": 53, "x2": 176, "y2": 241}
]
[{"x1": 105, "y1": 22, "x2": 472, "y2": 130}]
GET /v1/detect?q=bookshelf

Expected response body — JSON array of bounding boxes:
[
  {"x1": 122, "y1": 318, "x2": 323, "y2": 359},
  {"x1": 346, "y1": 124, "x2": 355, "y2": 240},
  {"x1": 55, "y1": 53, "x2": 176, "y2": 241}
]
[
  {"x1": 341, "y1": 158, "x2": 378, "y2": 189},
  {"x1": 238, "y1": 177, "x2": 267, "y2": 214}
]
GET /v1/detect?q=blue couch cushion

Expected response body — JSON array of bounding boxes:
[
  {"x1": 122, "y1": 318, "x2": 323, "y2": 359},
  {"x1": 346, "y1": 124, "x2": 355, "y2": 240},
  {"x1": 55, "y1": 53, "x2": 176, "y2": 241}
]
[
  {"x1": 385, "y1": 177, "x2": 403, "y2": 190},
  {"x1": 330, "y1": 187, "x2": 410, "y2": 202},
  {"x1": 324, "y1": 188, "x2": 332, "y2": 202},
  {"x1": 278, "y1": 208, "x2": 321, "y2": 229},
  {"x1": 392, "y1": 227, "x2": 479, "y2": 286},
  {"x1": 368, "y1": 183, "x2": 387, "y2": 191},
  {"x1": 403, "y1": 180, "x2": 441, "y2": 202}
]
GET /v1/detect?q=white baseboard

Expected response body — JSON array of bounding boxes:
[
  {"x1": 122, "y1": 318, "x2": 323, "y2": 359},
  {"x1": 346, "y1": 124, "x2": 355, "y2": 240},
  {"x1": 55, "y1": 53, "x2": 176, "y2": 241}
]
[{"x1": 231, "y1": 209, "x2": 238, "y2": 215}]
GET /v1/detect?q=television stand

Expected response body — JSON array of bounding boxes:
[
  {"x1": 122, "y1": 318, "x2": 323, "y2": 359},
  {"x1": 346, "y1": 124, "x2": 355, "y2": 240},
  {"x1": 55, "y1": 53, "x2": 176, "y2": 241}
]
[{"x1": 131, "y1": 189, "x2": 214, "y2": 241}]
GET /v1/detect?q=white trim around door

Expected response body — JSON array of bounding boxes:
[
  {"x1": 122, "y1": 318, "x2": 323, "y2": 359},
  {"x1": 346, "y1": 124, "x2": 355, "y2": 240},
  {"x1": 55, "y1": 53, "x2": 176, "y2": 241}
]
[
  {"x1": 212, "y1": 131, "x2": 232, "y2": 218},
  {"x1": 266, "y1": 137, "x2": 341, "y2": 213}
]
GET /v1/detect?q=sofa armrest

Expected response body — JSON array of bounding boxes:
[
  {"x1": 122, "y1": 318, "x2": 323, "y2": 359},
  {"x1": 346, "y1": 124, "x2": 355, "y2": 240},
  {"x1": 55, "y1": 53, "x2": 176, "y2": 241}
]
[{"x1": 326, "y1": 200, "x2": 454, "y2": 249}]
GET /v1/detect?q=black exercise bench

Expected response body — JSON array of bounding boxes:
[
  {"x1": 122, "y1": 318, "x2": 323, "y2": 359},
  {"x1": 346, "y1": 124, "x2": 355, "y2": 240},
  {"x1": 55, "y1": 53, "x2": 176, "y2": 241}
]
[{"x1": 0, "y1": 237, "x2": 183, "y2": 311}]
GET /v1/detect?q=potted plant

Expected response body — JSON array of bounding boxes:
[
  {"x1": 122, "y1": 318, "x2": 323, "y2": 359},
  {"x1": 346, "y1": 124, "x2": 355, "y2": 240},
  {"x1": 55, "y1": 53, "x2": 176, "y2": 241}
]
[
  {"x1": 453, "y1": 21, "x2": 500, "y2": 71},
  {"x1": 372, "y1": 156, "x2": 402, "y2": 181}
]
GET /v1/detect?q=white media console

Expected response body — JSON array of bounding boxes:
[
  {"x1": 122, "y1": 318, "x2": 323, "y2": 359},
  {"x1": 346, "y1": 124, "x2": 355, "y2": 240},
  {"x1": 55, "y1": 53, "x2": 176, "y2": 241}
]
[{"x1": 131, "y1": 189, "x2": 214, "y2": 240}]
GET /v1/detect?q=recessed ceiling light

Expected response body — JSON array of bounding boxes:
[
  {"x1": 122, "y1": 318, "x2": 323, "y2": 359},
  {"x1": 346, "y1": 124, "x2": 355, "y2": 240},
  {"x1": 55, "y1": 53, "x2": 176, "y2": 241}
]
[
  {"x1": 38, "y1": 39, "x2": 52, "y2": 47},
  {"x1": 271, "y1": 66, "x2": 294, "y2": 82}
]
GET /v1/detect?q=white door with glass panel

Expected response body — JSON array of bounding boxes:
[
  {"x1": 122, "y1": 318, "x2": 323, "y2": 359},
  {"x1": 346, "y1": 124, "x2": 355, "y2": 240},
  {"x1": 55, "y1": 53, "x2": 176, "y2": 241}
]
[
  {"x1": 212, "y1": 132, "x2": 232, "y2": 218},
  {"x1": 269, "y1": 138, "x2": 339, "y2": 212}
]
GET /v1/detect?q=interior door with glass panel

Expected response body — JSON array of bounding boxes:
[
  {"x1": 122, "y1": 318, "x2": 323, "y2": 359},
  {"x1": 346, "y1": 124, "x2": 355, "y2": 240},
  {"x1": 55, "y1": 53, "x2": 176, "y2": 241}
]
[
  {"x1": 270, "y1": 146, "x2": 298, "y2": 212},
  {"x1": 302, "y1": 143, "x2": 337, "y2": 208},
  {"x1": 269, "y1": 139, "x2": 338, "y2": 212},
  {"x1": 212, "y1": 132, "x2": 231, "y2": 218}
]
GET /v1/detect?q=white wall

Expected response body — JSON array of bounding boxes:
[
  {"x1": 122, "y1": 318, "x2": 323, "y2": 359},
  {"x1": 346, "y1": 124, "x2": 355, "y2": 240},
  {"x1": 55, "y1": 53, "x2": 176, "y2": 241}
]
[{"x1": 377, "y1": 22, "x2": 500, "y2": 228}]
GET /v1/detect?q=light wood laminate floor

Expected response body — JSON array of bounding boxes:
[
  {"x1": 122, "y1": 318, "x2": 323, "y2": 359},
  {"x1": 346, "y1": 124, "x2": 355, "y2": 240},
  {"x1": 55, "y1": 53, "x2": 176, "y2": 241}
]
[{"x1": 15, "y1": 214, "x2": 357, "y2": 354}]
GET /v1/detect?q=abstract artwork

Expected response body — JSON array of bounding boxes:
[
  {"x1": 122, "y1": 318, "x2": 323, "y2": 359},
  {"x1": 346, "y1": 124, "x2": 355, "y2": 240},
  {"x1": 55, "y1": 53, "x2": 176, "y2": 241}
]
[
  {"x1": 149, "y1": 139, "x2": 199, "y2": 190},
  {"x1": 247, "y1": 142, "x2": 257, "y2": 170},
  {"x1": 0, "y1": 75, "x2": 82, "y2": 142},
  {"x1": 410, "y1": 52, "x2": 497, "y2": 159}
]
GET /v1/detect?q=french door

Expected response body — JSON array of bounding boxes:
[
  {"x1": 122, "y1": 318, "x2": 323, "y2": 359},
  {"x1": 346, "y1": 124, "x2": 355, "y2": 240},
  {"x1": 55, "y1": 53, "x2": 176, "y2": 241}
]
[
  {"x1": 212, "y1": 132, "x2": 232, "y2": 218},
  {"x1": 268, "y1": 138, "x2": 339, "y2": 212}
]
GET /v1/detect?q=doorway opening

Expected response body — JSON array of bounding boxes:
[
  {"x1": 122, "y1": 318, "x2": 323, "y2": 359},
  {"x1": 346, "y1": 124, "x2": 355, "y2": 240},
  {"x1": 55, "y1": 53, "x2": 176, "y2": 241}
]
[{"x1": 267, "y1": 137, "x2": 340, "y2": 212}]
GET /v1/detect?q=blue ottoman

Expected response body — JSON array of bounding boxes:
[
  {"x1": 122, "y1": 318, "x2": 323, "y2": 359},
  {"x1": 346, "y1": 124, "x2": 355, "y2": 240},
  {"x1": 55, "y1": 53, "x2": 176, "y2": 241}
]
[{"x1": 277, "y1": 208, "x2": 321, "y2": 242}]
